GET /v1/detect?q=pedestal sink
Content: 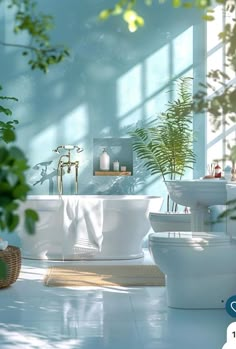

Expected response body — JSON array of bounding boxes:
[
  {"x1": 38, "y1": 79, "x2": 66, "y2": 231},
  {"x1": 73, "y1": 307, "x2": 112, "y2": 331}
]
[{"x1": 165, "y1": 179, "x2": 228, "y2": 232}]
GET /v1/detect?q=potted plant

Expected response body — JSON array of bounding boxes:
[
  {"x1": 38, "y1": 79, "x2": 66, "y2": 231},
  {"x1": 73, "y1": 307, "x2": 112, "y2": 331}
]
[
  {"x1": 0, "y1": 85, "x2": 40, "y2": 286},
  {"x1": 129, "y1": 77, "x2": 196, "y2": 232}
]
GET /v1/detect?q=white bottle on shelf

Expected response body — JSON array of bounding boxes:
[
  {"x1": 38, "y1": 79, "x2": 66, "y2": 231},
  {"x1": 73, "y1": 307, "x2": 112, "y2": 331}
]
[
  {"x1": 113, "y1": 160, "x2": 119, "y2": 171},
  {"x1": 100, "y1": 148, "x2": 110, "y2": 171}
]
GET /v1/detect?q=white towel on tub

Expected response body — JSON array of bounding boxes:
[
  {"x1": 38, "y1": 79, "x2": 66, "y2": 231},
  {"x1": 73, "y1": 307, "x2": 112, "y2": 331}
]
[{"x1": 62, "y1": 196, "x2": 104, "y2": 257}]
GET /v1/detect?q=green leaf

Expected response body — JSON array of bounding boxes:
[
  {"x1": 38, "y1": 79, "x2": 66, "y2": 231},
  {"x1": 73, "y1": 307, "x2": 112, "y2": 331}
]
[
  {"x1": 9, "y1": 146, "x2": 26, "y2": 160},
  {"x1": 25, "y1": 208, "x2": 39, "y2": 222},
  {"x1": 0, "y1": 196, "x2": 12, "y2": 208},
  {"x1": 196, "y1": 0, "x2": 211, "y2": 7},
  {"x1": 0, "y1": 182, "x2": 12, "y2": 195},
  {"x1": 172, "y1": 0, "x2": 181, "y2": 7},
  {"x1": 202, "y1": 14, "x2": 215, "y2": 21},
  {"x1": 135, "y1": 16, "x2": 145, "y2": 27},
  {"x1": 112, "y1": 4, "x2": 123, "y2": 15},
  {"x1": 0, "y1": 106, "x2": 12, "y2": 116},
  {"x1": 12, "y1": 159, "x2": 29, "y2": 172},
  {"x1": 0, "y1": 95, "x2": 18, "y2": 102},
  {"x1": 99, "y1": 9, "x2": 113, "y2": 20},
  {"x1": 123, "y1": 10, "x2": 137, "y2": 23},
  {"x1": 12, "y1": 183, "x2": 30, "y2": 199},
  {"x1": 24, "y1": 209, "x2": 39, "y2": 235},
  {"x1": 182, "y1": 2, "x2": 193, "y2": 8},
  {"x1": 0, "y1": 147, "x2": 9, "y2": 163},
  {"x1": 2, "y1": 129, "x2": 16, "y2": 143},
  {"x1": 5, "y1": 202, "x2": 19, "y2": 212},
  {"x1": 5, "y1": 212, "x2": 19, "y2": 232},
  {"x1": 7, "y1": 172, "x2": 19, "y2": 187}
]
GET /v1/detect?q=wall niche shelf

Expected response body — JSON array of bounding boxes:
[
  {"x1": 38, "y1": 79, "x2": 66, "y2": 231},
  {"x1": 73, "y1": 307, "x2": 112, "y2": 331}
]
[
  {"x1": 93, "y1": 138, "x2": 133, "y2": 176},
  {"x1": 95, "y1": 171, "x2": 131, "y2": 176}
]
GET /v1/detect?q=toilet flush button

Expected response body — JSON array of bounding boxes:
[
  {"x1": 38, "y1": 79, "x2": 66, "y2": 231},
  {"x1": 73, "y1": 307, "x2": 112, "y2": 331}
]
[{"x1": 221, "y1": 322, "x2": 236, "y2": 349}]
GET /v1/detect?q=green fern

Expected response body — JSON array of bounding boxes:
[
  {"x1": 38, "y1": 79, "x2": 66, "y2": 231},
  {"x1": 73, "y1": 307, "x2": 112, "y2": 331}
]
[{"x1": 129, "y1": 76, "x2": 196, "y2": 185}]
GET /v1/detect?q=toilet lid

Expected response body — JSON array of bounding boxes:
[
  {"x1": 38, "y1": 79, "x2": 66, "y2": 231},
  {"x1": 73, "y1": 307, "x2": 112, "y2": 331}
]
[{"x1": 149, "y1": 232, "x2": 232, "y2": 247}]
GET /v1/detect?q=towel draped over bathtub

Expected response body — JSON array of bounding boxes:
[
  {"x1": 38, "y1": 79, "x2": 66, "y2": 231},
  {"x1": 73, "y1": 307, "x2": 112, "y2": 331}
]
[{"x1": 62, "y1": 197, "x2": 104, "y2": 257}]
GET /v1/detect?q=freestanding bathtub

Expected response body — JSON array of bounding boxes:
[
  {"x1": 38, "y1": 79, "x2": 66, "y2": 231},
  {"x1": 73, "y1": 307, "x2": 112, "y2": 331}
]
[{"x1": 17, "y1": 195, "x2": 163, "y2": 260}]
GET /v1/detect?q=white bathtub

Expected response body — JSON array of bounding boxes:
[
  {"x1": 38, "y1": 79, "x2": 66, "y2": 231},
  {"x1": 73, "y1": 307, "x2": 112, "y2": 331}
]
[{"x1": 17, "y1": 195, "x2": 163, "y2": 260}]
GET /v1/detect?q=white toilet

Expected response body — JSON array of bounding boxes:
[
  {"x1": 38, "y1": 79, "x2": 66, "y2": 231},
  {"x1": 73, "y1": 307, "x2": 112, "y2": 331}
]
[{"x1": 149, "y1": 231, "x2": 236, "y2": 309}]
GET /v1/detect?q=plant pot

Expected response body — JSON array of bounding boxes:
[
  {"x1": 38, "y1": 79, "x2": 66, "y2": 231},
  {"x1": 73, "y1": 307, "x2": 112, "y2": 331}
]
[
  {"x1": 149, "y1": 212, "x2": 191, "y2": 232},
  {"x1": 0, "y1": 246, "x2": 21, "y2": 288}
]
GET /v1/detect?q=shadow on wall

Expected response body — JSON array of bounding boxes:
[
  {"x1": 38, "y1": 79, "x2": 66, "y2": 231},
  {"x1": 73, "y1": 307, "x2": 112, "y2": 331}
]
[
  {"x1": 27, "y1": 144, "x2": 160, "y2": 195},
  {"x1": 1, "y1": 0, "x2": 205, "y2": 195},
  {"x1": 27, "y1": 160, "x2": 57, "y2": 194}
]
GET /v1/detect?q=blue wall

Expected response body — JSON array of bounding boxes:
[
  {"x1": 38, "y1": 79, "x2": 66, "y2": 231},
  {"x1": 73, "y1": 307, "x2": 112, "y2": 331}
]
[{"x1": 1, "y1": 0, "x2": 206, "y2": 200}]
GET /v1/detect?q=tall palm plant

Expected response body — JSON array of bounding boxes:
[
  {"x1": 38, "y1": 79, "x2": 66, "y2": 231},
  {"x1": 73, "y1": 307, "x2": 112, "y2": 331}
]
[{"x1": 129, "y1": 77, "x2": 196, "y2": 211}]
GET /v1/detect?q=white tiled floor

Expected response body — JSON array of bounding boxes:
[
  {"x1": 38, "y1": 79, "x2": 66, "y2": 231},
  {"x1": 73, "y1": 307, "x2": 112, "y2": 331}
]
[{"x1": 0, "y1": 249, "x2": 232, "y2": 349}]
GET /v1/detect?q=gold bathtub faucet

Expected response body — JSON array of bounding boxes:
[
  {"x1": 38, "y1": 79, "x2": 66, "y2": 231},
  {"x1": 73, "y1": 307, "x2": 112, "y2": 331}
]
[{"x1": 52, "y1": 145, "x2": 83, "y2": 194}]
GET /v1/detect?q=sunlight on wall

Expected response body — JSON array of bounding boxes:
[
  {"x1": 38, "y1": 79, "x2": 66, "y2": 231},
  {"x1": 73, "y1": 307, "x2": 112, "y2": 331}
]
[
  {"x1": 30, "y1": 125, "x2": 57, "y2": 163},
  {"x1": 56, "y1": 104, "x2": 89, "y2": 172},
  {"x1": 117, "y1": 28, "x2": 194, "y2": 130},
  {"x1": 173, "y1": 27, "x2": 193, "y2": 77},
  {"x1": 28, "y1": 104, "x2": 89, "y2": 192},
  {"x1": 119, "y1": 108, "x2": 143, "y2": 129},
  {"x1": 144, "y1": 90, "x2": 169, "y2": 116},
  {"x1": 145, "y1": 45, "x2": 169, "y2": 98},
  {"x1": 117, "y1": 64, "x2": 142, "y2": 117},
  {"x1": 60, "y1": 104, "x2": 88, "y2": 144},
  {"x1": 116, "y1": 25, "x2": 196, "y2": 179}
]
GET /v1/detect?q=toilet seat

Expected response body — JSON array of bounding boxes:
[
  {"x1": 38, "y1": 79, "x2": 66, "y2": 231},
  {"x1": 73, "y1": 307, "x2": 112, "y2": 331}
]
[
  {"x1": 149, "y1": 231, "x2": 232, "y2": 247},
  {"x1": 148, "y1": 231, "x2": 236, "y2": 309}
]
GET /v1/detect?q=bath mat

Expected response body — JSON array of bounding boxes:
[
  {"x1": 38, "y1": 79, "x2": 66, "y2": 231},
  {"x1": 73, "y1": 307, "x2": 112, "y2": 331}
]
[{"x1": 44, "y1": 264, "x2": 165, "y2": 287}]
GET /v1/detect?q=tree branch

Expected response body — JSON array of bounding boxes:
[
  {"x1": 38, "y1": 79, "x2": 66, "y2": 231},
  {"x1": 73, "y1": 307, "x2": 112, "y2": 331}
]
[
  {"x1": 0, "y1": 40, "x2": 62, "y2": 53},
  {"x1": 0, "y1": 39, "x2": 37, "y2": 51}
]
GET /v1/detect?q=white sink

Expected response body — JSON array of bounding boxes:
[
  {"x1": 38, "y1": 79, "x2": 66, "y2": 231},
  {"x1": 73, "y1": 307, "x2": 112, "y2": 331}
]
[
  {"x1": 165, "y1": 179, "x2": 227, "y2": 207},
  {"x1": 165, "y1": 179, "x2": 229, "y2": 232}
]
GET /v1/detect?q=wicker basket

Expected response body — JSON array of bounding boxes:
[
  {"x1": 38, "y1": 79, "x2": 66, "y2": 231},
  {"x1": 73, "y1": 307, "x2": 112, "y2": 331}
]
[{"x1": 0, "y1": 246, "x2": 21, "y2": 288}]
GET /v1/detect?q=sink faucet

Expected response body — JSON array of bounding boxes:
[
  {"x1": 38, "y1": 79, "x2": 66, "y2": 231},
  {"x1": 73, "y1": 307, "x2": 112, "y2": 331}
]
[{"x1": 52, "y1": 145, "x2": 83, "y2": 194}]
